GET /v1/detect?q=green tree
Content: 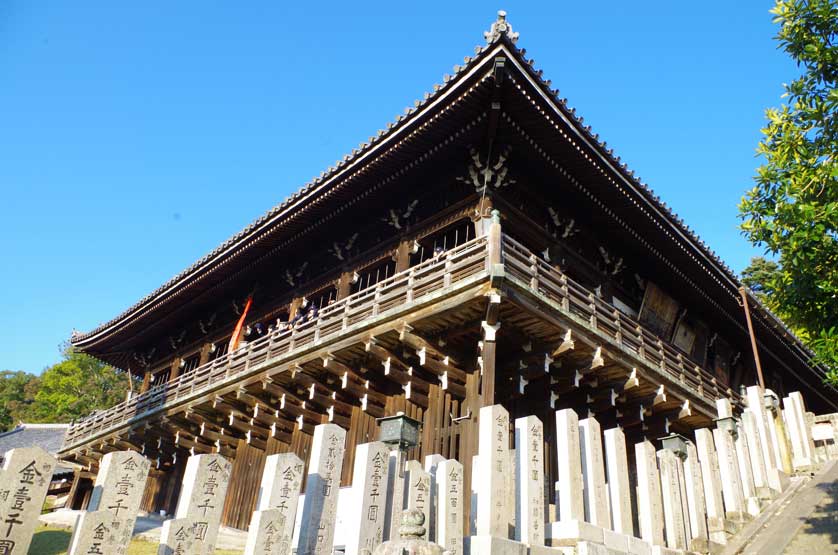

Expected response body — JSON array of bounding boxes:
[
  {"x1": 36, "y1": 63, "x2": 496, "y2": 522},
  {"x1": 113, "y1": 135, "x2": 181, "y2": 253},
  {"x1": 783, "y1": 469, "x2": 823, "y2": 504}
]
[
  {"x1": 30, "y1": 350, "x2": 128, "y2": 423},
  {"x1": 740, "y1": 256, "x2": 782, "y2": 299},
  {"x1": 0, "y1": 371, "x2": 38, "y2": 431},
  {"x1": 739, "y1": 0, "x2": 838, "y2": 384}
]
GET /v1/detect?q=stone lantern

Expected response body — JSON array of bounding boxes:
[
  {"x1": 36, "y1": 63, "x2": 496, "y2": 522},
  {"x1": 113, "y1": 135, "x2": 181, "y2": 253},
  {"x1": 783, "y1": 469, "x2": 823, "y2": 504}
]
[{"x1": 373, "y1": 509, "x2": 442, "y2": 555}]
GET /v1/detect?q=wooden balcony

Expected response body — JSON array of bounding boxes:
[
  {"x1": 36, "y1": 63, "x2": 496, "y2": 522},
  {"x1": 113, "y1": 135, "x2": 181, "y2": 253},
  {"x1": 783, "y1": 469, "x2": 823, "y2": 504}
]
[
  {"x1": 60, "y1": 235, "x2": 491, "y2": 453},
  {"x1": 61, "y1": 229, "x2": 738, "y2": 455}
]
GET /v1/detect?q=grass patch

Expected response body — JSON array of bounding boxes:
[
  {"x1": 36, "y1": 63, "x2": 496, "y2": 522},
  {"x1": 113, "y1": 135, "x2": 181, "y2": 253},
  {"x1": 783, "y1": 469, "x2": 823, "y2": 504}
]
[{"x1": 29, "y1": 526, "x2": 243, "y2": 554}]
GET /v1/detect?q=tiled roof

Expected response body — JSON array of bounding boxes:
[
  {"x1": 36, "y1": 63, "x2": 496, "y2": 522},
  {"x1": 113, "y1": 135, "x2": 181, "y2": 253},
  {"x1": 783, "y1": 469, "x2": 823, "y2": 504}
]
[
  {"x1": 71, "y1": 11, "x2": 828, "y2": 389},
  {"x1": 0, "y1": 423, "x2": 74, "y2": 474}
]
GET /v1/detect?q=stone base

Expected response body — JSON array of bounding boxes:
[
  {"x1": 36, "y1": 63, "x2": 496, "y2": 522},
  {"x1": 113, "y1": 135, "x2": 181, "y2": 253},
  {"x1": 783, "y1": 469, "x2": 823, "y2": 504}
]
[
  {"x1": 530, "y1": 546, "x2": 574, "y2": 555},
  {"x1": 465, "y1": 535, "x2": 528, "y2": 555},
  {"x1": 627, "y1": 536, "x2": 653, "y2": 555},
  {"x1": 575, "y1": 541, "x2": 627, "y2": 555},
  {"x1": 755, "y1": 486, "x2": 774, "y2": 500},
  {"x1": 649, "y1": 547, "x2": 686, "y2": 555},
  {"x1": 745, "y1": 496, "x2": 762, "y2": 516},
  {"x1": 688, "y1": 537, "x2": 709, "y2": 553},
  {"x1": 706, "y1": 539, "x2": 727, "y2": 555},
  {"x1": 602, "y1": 529, "x2": 630, "y2": 553},
  {"x1": 708, "y1": 530, "x2": 727, "y2": 546},
  {"x1": 547, "y1": 520, "x2": 605, "y2": 547},
  {"x1": 724, "y1": 511, "x2": 750, "y2": 525},
  {"x1": 541, "y1": 524, "x2": 657, "y2": 555},
  {"x1": 767, "y1": 468, "x2": 791, "y2": 492}
]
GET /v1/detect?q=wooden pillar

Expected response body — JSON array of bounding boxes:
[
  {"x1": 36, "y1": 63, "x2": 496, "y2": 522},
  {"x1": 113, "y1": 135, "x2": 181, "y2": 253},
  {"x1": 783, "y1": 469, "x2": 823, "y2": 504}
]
[
  {"x1": 472, "y1": 197, "x2": 494, "y2": 237},
  {"x1": 140, "y1": 370, "x2": 152, "y2": 394},
  {"x1": 395, "y1": 240, "x2": 413, "y2": 273},
  {"x1": 289, "y1": 297, "x2": 304, "y2": 319},
  {"x1": 479, "y1": 322, "x2": 499, "y2": 407},
  {"x1": 169, "y1": 357, "x2": 182, "y2": 382},
  {"x1": 198, "y1": 342, "x2": 213, "y2": 366},
  {"x1": 337, "y1": 271, "x2": 354, "y2": 300},
  {"x1": 65, "y1": 468, "x2": 83, "y2": 509}
]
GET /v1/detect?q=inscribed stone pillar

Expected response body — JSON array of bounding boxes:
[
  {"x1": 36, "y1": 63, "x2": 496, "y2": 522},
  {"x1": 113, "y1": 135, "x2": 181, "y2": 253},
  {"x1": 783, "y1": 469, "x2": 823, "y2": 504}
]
[
  {"x1": 733, "y1": 422, "x2": 760, "y2": 516},
  {"x1": 741, "y1": 410, "x2": 769, "y2": 495},
  {"x1": 694, "y1": 429, "x2": 726, "y2": 544},
  {"x1": 296, "y1": 423, "x2": 346, "y2": 555},
  {"x1": 657, "y1": 449, "x2": 688, "y2": 550},
  {"x1": 746, "y1": 386, "x2": 779, "y2": 483},
  {"x1": 554, "y1": 409, "x2": 584, "y2": 523},
  {"x1": 243, "y1": 509, "x2": 291, "y2": 555},
  {"x1": 783, "y1": 397, "x2": 808, "y2": 469},
  {"x1": 244, "y1": 453, "x2": 304, "y2": 555},
  {"x1": 383, "y1": 450, "x2": 405, "y2": 542},
  {"x1": 764, "y1": 390, "x2": 786, "y2": 474},
  {"x1": 746, "y1": 385, "x2": 779, "y2": 472},
  {"x1": 70, "y1": 450, "x2": 151, "y2": 555},
  {"x1": 712, "y1": 426, "x2": 745, "y2": 520},
  {"x1": 158, "y1": 453, "x2": 232, "y2": 555},
  {"x1": 506, "y1": 448, "x2": 517, "y2": 535},
  {"x1": 345, "y1": 442, "x2": 390, "y2": 555},
  {"x1": 634, "y1": 440, "x2": 664, "y2": 547},
  {"x1": 514, "y1": 415, "x2": 545, "y2": 546},
  {"x1": 603, "y1": 427, "x2": 632, "y2": 535},
  {"x1": 255, "y1": 452, "x2": 305, "y2": 511},
  {"x1": 436, "y1": 459, "x2": 464, "y2": 555},
  {"x1": 579, "y1": 417, "x2": 609, "y2": 528},
  {"x1": 0, "y1": 447, "x2": 57, "y2": 555},
  {"x1": 789, "y1": 392, "x2": 815, "y2": 461},
  {"x1": 785, "y1": 394, "x2": 813, "y2": 469},
  {"x1": 475, "y1": 404, "x2": 510, "y2": 537},
  {"x1": 404, "y1": 460, "x2": 431, "y2": 540},
  {"x1": 683, "y1": 441, "x2": 708, "y2": 549},
  {"x1": 425, "y1": 454, "x2": 446, "y2": 543}
]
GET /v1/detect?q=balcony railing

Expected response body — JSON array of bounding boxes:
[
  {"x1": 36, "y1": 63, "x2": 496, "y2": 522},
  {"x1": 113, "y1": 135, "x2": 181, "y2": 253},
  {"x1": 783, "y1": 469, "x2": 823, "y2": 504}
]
[
  {"x1": 62, "y1": 230, "x2": 735, "y2": 452},
  {"x1": 502, "y1": 235, "x2": 730, "y2": 407},
  {"x1": 62, "y1": 235, "x2": 490, "y2": 451}
]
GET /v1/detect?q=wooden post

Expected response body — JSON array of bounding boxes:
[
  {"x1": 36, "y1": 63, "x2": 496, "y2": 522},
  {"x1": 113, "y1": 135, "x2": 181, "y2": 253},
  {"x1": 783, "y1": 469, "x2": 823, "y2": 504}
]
[
  {"x1": 395, "y1": 239, "x2": 413, "y2": 273},
  {"x1": 198, "y1": 343, "x2": 213, "y2": 366},
  {"x1": 140, "y1": 370, "x2": 152, "y2": 394},
  {"x1": 486, "y1": 210, "x2": 502, "y2": 272},
  {"x1": 337, "y1": 271, "x2": 354, "y2": 300},
  {"x1": 472, "y1": 197, "x2": 494, "y2": 237},
  {"x1": 66, "y1": 468, "x2": 83, "y2": 510},
  {"x1": 169, "y1": 357, "x2": 182, "y2": 382},
  {"x1": 289, "y1": 297, "x2": 304, "y2": 319},
  {"x1": 738, "y1": 287, "x2": 765, "y2": 389},
  {"x1": 480, "y1": 322, "x2": 499, "y2": 407}
]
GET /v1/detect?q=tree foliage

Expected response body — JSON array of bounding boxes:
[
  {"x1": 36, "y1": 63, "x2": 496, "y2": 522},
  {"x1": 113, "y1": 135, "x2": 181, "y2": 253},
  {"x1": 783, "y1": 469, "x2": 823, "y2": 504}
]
[
  {"x1": 0, "y1": 351, "x2": 128, "y2": 432},
  {"x1": 739, "y1": 0, "x2": 838, "y2": 384}
]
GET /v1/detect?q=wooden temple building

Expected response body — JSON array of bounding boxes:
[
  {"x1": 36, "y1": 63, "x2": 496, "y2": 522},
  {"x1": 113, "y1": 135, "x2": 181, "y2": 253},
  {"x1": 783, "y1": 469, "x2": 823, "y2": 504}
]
[{"x1": 61, "y1": 12, "x2": 838, "y2": 530}]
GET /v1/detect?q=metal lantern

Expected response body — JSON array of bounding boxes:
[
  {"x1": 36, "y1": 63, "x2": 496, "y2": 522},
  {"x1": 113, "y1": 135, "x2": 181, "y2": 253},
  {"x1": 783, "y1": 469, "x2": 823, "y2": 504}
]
[
  {"x1": 376, "y1": 412, "x2": 422, "y2": 451},
  {"x1": 659, "y1": 433, "x2": 689, "y2": 460},
  {"x1": 714, "y1": 416, "x2": 739, "y2": 439}
]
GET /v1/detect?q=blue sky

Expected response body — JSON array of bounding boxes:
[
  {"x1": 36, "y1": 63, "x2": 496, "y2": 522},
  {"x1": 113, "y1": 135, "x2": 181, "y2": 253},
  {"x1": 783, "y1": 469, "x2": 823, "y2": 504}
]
[{"x1": 0, "y1": 2, "x2": 795, "y2": 374}]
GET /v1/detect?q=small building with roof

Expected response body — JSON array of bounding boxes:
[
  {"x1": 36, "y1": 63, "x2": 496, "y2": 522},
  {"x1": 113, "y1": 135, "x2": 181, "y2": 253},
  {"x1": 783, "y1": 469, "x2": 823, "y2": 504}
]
[{"x1": 0, "y1": 423, "x2": 78, "y2": 509}]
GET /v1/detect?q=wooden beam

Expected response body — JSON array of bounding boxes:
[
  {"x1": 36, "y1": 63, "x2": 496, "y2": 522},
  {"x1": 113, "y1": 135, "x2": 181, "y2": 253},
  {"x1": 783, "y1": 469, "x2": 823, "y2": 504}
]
[{"x1": 398, "y1": 323, "x2": 463, "y2": 367}]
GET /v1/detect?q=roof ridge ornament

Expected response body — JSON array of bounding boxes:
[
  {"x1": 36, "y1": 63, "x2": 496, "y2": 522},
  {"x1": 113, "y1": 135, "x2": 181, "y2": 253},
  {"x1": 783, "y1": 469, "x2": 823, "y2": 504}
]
[{"x1": 484, "y1": 10, "x2": 519, "y2": 44}]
